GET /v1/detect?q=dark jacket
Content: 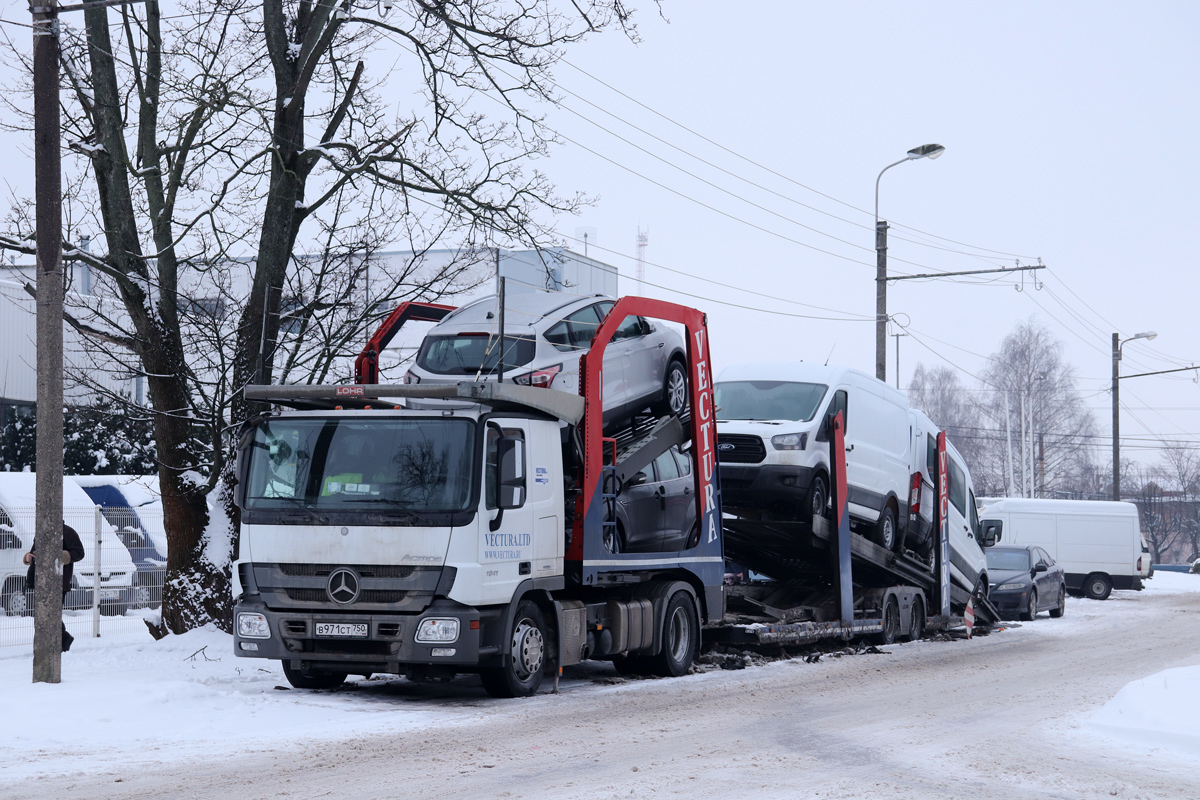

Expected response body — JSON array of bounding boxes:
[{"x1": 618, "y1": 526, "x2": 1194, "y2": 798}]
[{"x1": 26, "y1": 523, "x2": 86, "y2": 595}]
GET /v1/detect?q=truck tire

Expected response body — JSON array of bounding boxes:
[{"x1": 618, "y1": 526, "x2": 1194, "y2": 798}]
[
  {"x1": 1020, "y1": 589, "x2": 1037, "y2": 621},
  {"x1": 905, "y1": 596, "x2": 925, "y2": 642},
  {"x1": 876, "y1": 596, "x2": 900, "y2": 645},
  {"x1": 282, "y1": 662, "x2": 347, "y2": 690},
  {"x1": 1083, "y1": 573, "x2": 1112, "y2": 601},
  {"x1": 481, "y1": 600, "x2": 547, "y2": 698},
  {"x1": 653, "y1": 359, "x2": 688, "y2": 417},
  {"x1": 646, "y1": 591, "x2": 698, "y2": 678},
  {"x1": 872, "y1": 506, "x2": 898, "y2": 553}
]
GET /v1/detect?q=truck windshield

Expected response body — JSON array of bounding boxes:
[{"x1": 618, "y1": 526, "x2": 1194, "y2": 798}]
[
  {"x1": 244, "y1": 417, "x2": 476, "y2": 513},
  {"x1": 715, "y1": 381, "x2": 828, "y2": 422}
]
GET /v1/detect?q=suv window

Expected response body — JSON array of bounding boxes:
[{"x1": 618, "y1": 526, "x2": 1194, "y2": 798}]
[
  {"x1": 544, "y1": 304, "x2": 605, "y2": 352},
  {"x1": 416, "y1": 333, "x2": 535, "y2": 374},
  {"x1": 673, "y1": 448, "x2": 692, "y2": 476},
  {"x1": 612, "y1": 315, "x2": 645, "y2": 342}
]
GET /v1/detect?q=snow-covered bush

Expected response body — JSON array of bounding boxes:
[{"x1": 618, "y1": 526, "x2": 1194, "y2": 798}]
[
  {"x1": 0, "y1": 403, "x2": 156, "y2": 474},
  {"x1": 1190, "y1": 558, "x2": 1200, "y2": 575}
]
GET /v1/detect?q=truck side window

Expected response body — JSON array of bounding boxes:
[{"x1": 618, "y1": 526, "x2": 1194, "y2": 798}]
[{"x1": 485, "y1": 425, "x2": 526, "y2": 510}]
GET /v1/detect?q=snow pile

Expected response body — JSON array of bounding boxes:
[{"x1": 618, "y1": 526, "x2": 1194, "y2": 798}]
[
  {"x1": 1089, "y1": 665, "x2": 1200, "y2": 756},
  {"x1": 1143, "y1": 570, "x2": 1200, "y2": 594}
]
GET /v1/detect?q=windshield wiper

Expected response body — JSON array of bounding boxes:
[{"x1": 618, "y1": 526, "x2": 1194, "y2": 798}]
[{"x1": 248, "y1": 495, "x2": 328, "y2": 524}]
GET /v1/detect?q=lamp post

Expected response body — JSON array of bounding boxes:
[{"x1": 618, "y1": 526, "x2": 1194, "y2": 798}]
[
  {"x1": 1112, "y1": 330, "x2": 1157, "y2": 501},
  {"x1": 875, "y1": 143, "x2": 945, "y2": 382}
]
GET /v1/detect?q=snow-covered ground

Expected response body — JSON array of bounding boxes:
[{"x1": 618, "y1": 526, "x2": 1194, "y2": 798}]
[{"x1": 2, "y1": 572, "x2": 1198, "y2": 799}]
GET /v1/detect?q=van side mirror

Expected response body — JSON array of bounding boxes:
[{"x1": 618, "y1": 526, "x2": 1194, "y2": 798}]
[
  {"x1": 497, "y1": 437, "x2": 526, "y2": 510},
  {"x1": 981, "y1": 520, "x2": 1002, "y2": 547}
]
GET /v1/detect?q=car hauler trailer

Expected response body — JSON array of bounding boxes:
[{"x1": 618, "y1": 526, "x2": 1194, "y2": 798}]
[{"x1": 232, "y1": 296, "x2": 994, "y2": 697}]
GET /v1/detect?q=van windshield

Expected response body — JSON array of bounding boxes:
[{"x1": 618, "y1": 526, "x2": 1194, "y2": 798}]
[{"x1": 715, "y1": 381, "x2": 827, "y2": 422}]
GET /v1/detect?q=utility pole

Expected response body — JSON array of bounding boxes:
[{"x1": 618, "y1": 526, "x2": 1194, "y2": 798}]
[
  {"x1": 32, "y1": 0, "x2": 64, "y2": 683},
  {"x1": 891, "y1": 332, "x2": 907, "y2": 389},
  {"x1": 875, "y1": 220, "x2": 888, "y2": 382}
]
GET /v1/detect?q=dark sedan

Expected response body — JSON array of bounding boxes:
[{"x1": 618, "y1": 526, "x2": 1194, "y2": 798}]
[
  {"x1": 986, "y1": 545, "x2": 1066, "y2": 621},
  {"x1": 606, "y1": 447, "x2": 698, "y2": 554}
]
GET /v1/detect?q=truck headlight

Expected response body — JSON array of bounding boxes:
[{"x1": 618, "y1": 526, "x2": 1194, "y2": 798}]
[
  {"x1": 997, "y1": 582, "x2": 1025, "y2": 592},
  {"x1": 237, "y1": 612, "x2": 271, "y2": 639},
  {"x1": 415, "y1": 618, "x2": 460, "y2": 643},
  {"x1": 771, "y1": 432, "x2": 807, "y2": 451}
]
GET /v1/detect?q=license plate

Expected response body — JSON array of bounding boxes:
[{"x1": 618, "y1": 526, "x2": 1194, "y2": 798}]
[
  {"x1": 99, "y1": 589, "x2": 121, "y2": 600},
  {"x1": 315, "y1": 622, "x2": 368, "y2": 638}
]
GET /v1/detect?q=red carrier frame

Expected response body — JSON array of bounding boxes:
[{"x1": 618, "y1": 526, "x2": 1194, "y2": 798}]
[
  {"x1": 566, "y1": 297, "x2": 724, "y2": 602},
  {"x1": 354, "y1": 301, "x2": 457, "y2": 385}
]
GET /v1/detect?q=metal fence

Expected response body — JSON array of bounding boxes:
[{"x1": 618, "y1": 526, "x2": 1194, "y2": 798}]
[{"x1": 0, "y1": 505, "x2": 166, "y2": 648}]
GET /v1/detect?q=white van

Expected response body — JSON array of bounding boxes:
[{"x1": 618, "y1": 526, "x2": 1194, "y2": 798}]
[
  {"x1": 0, "y1": 474, "x2": 137, "y2": 616},
  {"x1": 908, "y1": 409, "x2": 989, "y2": 597},
  {"x1": 715, "y1": 363, "x2": 915, "y2": 553},
  {"x1": 978, "y1": 498, "x2": 1141, "y2": 600}
]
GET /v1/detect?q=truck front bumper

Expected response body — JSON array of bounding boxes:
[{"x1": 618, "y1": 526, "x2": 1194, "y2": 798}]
[{"x1": 233, "y1": 597, "x2": 486, "y2": 673}]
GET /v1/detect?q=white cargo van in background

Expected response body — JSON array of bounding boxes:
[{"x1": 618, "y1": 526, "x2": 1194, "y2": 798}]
[{"x1": 978, "y1": 498, "x2": 1141, "y2": 600}]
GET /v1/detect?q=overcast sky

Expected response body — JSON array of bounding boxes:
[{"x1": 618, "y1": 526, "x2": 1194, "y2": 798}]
[
  {"x1": 0, "y1": 1, "x2": 1196, "y2": 467},
  {"x1": 535, "y1": 1, "x2": 1200, "y2": 465}
]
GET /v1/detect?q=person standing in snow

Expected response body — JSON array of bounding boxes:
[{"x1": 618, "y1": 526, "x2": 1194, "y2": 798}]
[{"x1": 22, "y1": 523, "x2": 86, "y2": 652}]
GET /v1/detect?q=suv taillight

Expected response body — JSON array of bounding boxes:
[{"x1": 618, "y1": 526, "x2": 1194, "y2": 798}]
[
  {"x1": 513, "y1": 364, "x2": 562, "y2": 388},
  {"x1": 403, "y1": 370, "x2": 420, "y2": 385},
  {"x1": 909, "y1": 472, "x2": 922, "y2": 516}
]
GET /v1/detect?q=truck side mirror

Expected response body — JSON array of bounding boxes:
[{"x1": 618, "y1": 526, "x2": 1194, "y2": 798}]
[
  {"x1": 981, "y1": 520, "x2": 1002, "y2": 547},
  {"x1": 497, "y1": 436, "x2": 526, "y2": 510}
]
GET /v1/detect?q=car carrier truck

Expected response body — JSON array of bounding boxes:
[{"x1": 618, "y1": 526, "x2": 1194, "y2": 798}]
[{"x1": 232, "y1": 297, "x2": 994, "y2": 696}]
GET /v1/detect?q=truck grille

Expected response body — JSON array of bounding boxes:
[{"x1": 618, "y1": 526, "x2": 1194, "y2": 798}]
[
  {"x1": 278, "y1": 564, "x2": 416, "y2": 579},
  {"x1": 716, "y1": 434, "x2": 766, "y2": 464},
  {"x1": 284, "y1": 588, "x2": 408, "y2": 604}
]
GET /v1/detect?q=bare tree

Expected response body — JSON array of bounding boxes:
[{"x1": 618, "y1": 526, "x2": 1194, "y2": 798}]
[{"x1": 0, "y1": 0, "x2": 647, "y2": 635}]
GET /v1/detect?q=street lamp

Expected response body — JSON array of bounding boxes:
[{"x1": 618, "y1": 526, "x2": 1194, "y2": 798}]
[
  {"x1": 875, "y1": 144, "x2": 945, "y2": 382},
  {"x1": 1112, "y1": 330, "x2": 1157, "y2": 501}
]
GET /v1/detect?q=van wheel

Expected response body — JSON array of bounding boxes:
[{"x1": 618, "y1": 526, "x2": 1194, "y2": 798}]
[
  {"x1": 646, "y1": 591, "x2": 698, "y2": 677},
  {"x1": 282, "y1": 663, "x2": 347, "y2": 690},
  {"x1": 481, "y1": 600, "x2": 547, "y2": 698},
  {"x1": 876, "y1": 596, "x2": 900, "y2": 645},
  {"x1": 653, "y1": 360, "x2": 688, "y2": 417},
  {"x1": 807, "y1": 475, "x2": 829, "y2": 521},
  {"x1": 872, "y1": 506, "x2": 898, "y2": 552},
  {"x1": 905, "y1": 596, "x2": 925, "y2": 641},
  {"x1": 1084, "y1": 573, "x2": 1112, "y2": 601},
  {"x1": 2, "y1": 579, "x2": 30, "y2": 617}
]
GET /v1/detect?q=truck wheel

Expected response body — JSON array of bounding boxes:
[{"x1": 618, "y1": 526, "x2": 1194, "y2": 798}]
[
  {"x1": 872, "y1": 506, "x2": 898, "y2": 552},
  {"x1": 1020, "y1": 589, "x2": 1037, "y2": 621},
  {"x1": 1049, "y1": 586, "x2": 1065, "y2": 618},
  {"x1": 807, "y1": 475, "x2": 829, "y2": 521},
  {"x1": 481, "y1": 600, "x2": 547, "y2": 698},
  {"x1": 647, "y1": 591, "x2": 698, "y2": 678},
  {"x1": 653, "y1": 360, "x2": 688, "y2": 417},
  {"x1": 905, "y1": 596, "x2": 925, "y2": 641},
  {"x1": 1084, "y1": 573, "x2": 1112, "y2": 601},
  {"x1": 282, "y1": 662, "x2": 347, "y2": 690},
  {"x1": 876, "y1": 596, "x2": 900, "y2": 645}
]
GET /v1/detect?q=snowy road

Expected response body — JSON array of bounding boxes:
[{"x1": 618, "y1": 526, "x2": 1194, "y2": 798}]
[{"x1": 4, "y1": 576, "x2": 1200, "y2": 799}]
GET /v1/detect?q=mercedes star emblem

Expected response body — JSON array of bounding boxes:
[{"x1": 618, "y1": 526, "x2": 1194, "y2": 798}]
[{"x1": 327, "y1": 568, "x2": 361, "y2": 605}]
